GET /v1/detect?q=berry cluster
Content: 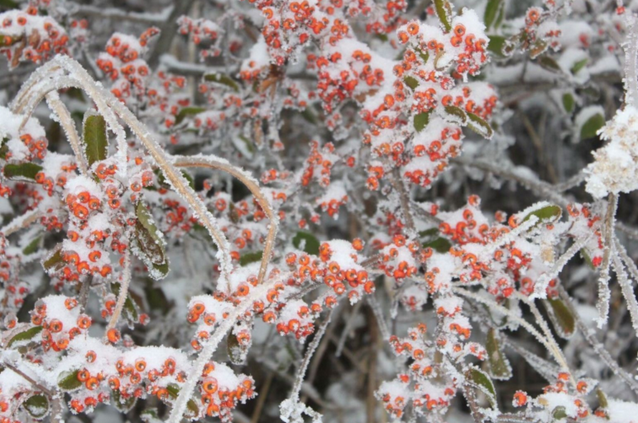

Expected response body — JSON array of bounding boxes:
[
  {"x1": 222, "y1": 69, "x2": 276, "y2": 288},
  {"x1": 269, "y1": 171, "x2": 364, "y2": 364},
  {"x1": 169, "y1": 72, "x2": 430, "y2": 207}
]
[
  {"x1": 96, "y1": 29, "x2": 158, "y2": 101},
  {"x1": 178, "y1": 16, "x2": 223, "y2": 59},
  {"x1": 0, "y1": 8, "x2": 68, "y2": 68}
]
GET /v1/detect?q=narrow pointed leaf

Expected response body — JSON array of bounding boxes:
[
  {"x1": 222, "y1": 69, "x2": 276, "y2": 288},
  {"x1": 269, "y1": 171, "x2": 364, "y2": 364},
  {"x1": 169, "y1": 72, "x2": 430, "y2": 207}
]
[
  {"x1": 22, "y1": 236, "x2": 41, "y2": 255},
  {"x1": 7, "y1": 325, "x2": 42, "y2": 347},
  {"x1": 3, "y1": 163, "x2": 42, "y2": 181},
  {"x1": 134, "y1": 201, "x2": 169, "y2": 280},
  {"x1": 486, "y1": 328, "x2": 512, "y2": 380},
  {"x1": 58, "y1": 369, "x2": 82, "y2": 391},
  {"x1": 204, "y1": 73, "x2": 239, "y2": 92},
  {"x1": 83, "y1": 113, "x2": 108, "y2": 167},
  {"x1": 580, "y1": 113, "x2": 605, "y2": 140},
  {"x1": 467, "y1": 112, "x2": 494, "y2": 138},
  {"x1": 571, "y1": 58, "x2": 588, "y2": 74},
  {"x1": 175, "y1": 107, "x2": 206, "y2": 125},
  {"x1": 545, "y1": 297, "x2": 575, "y2": 338},
  {"x1": 539, "y1": 56, "x2": 562, "y2": 73},
  {"x1": 484, "y1": 0, "x2": 504, "y2": 30},
  {"x1": 443, "y1": 105, "x2": 467, "y2": 125},
  {"x1": 469, "y1": 368, "x2": 498, "y2": 408},
  {"x1": 434, "y1": 0, "x2": 452, "y2": 32},
  {"x1": 562, "y1": 93, "x2": 575, "y2": 113}
]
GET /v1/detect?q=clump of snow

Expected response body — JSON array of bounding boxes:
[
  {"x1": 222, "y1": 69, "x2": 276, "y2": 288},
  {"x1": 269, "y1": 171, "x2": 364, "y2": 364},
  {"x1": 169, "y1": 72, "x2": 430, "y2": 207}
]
[{"x1": 585, "y1": 106, "x2": 638, "y2": 198}]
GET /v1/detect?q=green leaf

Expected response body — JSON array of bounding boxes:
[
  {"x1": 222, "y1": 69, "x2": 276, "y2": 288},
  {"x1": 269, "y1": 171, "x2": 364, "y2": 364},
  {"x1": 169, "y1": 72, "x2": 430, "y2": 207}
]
[
  {"x1": 7, "y1": 326, "x2": 43, "y2": 347},
  {"x1": 300, "y1": 108, "x2": 318, "y2": 124},
  {"x1": 597, "y1": 389, "x2": 609, "y2": 409},
  {"x1": 403, "y1": 76, "x2": 419, "y2": 90},
  {"x1": 3, "y1": 163, "x2": 43, "y2": 181},
  {"x1": 134, "y1": 201, "x2": 169, "y2": 280},
  {"x1": 443, "y1": 105, "x2": 467, "y2": 125},
  {"x1": 413, "y1": 111, "x2": 431, "y2": 132},
  {"x1": 175, "y1": 107, "x2": 206, "y2": 125},
  {"x1": 580, "y1": 113, "x2": 605, "y2": 140},
  {"x1": 0, "y1": 137, "x2": 9, "y2": 160},
  {"x1": 571, "y1": 58, "x2": 588, "y2": 74},
  {"x1": 545, "y1": 297, "x2": 575, "y2": 338},
  {"x1": 467, "y1": 112, "x2": 494, "y2": 138},
  {"x1": 521, "y1": 205, "x2": 562, "y2": 225},
  {"x1": 240, "y1": 251, "x2": 263, "y2": 266},
  {"x1": 486, "y1": 328, "x2": 512, "y2": 380},
  {"x1": 562, "y1": 93, "x2": 575, "y2": 113},
  {"x1": 0, "y1": 0, "x2": 19, "y2": 9},
  {"x1": 292, "y1": 231, "x2": 320, "y2": 255},
  {"x1": 83, "y1": 114, "x2": 108, "y2": 167},
  {"x1": 422, "y1": 237, "x2": 451, "y2": 253},
  {"x1": 22, "y1": 236, "x2": 41, "y2": 255},
  {"x1": 484, "y1": 0, "x2": 504, "y2": 30},
  {"x1": 165, "y1": 384, "x2": 199, "y2": 417},
  {"x1": 23, "y1": 394, "x2": 49, "y2": 418},
  {"x1": 58, "y1": 370, "x2": 82, "y2": 391},
  {"x1": 487, "y1": 35, "x2": 511, "y2": 58},
  {"x1": 469, "y1": 368, "x2": 497, "y2": 408},
  {"x1": 539, "y1": 56, "x2": 562, "y2": 73},
  {"x1": 433, "y1": 0, "x2": 452, "y2": 32},
  {"x1": 42, "y1": 246, "x2": 64, "y2": 274},
  {"x1": 552, "y1": 406, "x2": 567, "y2": 421},
  {"x1": 112, "y1": 282, "x2": 139, "y2": 323},
  {"x1": 204, "y1": 73, "x2": 239, "y2": 92}
]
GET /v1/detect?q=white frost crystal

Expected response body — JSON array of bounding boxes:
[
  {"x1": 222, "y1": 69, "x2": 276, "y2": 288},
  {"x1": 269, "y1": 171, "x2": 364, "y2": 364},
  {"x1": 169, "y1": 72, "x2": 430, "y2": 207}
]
[{"x1": 585, "y1": 106, "x2": 638, "y2": 198}]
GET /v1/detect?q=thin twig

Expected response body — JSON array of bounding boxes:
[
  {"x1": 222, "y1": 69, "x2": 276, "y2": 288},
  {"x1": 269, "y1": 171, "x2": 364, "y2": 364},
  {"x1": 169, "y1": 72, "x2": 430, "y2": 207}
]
[
  {"x1": 557, "y1": 285, "x2": 638, "y2": 395},
  {"x1": 596, "y1": 194, "x2": 618, "y2": 328},
  {"x1": 453, "y1": 287, "x2": 571, "y2": 372},
  {"x1": 3, "y1": 361, "x2": 52, "y2": 396},
  {"x1": 517, "y1": 294, "x2": 576, "y2": 387},
  {"x1": 105, "y1": 251, "x2": 131, "y2": 335},
  {"x1": 173, "y1": 155, "x2": 278, "y2": 286},
  {"x1": 289, "y1": 309, "x2": 334, "y2": 401},
  {"x1": 0, "y1": 209, "x2": 41, "y2": 237}
]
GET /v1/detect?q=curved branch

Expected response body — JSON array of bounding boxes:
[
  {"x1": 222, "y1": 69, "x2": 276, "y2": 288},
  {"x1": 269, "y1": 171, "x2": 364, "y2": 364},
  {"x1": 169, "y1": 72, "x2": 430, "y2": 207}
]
[
  {"x1": 11, "y1": 56, "x2": 234, "y2": 280},
  {"x1": 173, "y1": 155, "x2": 279, "y2": 286},
  {"x1": 0, "y1": 209, "x2": 42, "y2": 237},
  {"x1": 45, "y1": 91, "x2": 89, "y2": 176}
]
